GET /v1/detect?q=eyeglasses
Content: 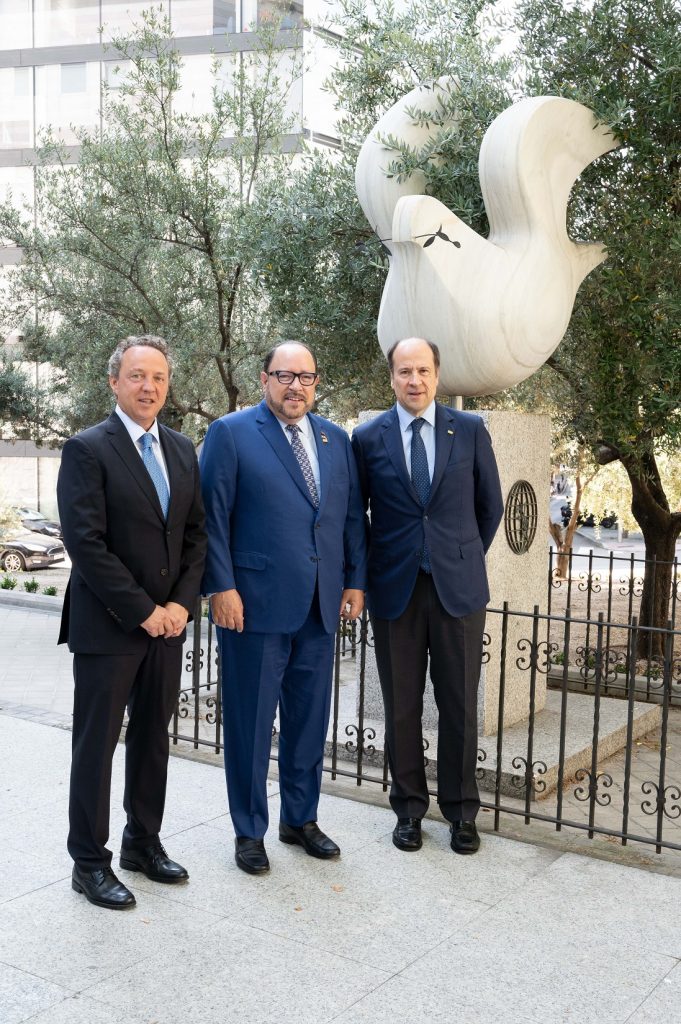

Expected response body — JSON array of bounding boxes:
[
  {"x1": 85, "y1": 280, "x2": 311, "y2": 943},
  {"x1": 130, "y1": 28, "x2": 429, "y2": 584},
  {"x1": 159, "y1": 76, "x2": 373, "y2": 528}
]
[{"x1": 268, "y1": 370, "x2": 318, "y2": 386}]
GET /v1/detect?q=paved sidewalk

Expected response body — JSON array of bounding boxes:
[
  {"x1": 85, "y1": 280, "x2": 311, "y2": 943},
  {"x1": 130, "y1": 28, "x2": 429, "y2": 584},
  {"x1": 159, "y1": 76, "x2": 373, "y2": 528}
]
[{"x1": 3, "y1": 711, "x2": 681, "y2": 1024}]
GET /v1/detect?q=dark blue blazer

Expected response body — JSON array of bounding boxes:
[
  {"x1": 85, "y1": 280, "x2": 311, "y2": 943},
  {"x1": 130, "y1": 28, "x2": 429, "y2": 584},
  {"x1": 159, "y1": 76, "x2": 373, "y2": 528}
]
[
  {"x1": 351, "y1": 403, "x2": 503, "y2": 620},
  {"x1": 200, "y1": 401, "x2": 367, "y2": 635}
]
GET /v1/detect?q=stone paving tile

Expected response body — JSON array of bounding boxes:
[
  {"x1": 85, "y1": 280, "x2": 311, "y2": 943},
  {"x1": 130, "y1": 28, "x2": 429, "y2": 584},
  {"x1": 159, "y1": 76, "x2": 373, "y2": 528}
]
[
  {"x1": 85, "y1": 918, "x2": 389, "y2": 1024},
  {"x1": 0, "y1": 880, "x2": 225, "y2": 992},
  {"x1": 328, "y1": 975, "x2": 545, "y2": 1024},
  {"x1": 474, "y1": 852, "x2": 681, "y2": 960},
  {"x1": 626, "y1": 960, "x2": 681, "y2": 1023},
  {"x1": 24, "y1": 995, "x2": 149, "y2": 1024},
  {"x1": 0, "y1": 962, "x2": 70, "y2": 1024},
  {"x1": 398, "y1": 919, "x2": 675, "y2": 1024}
]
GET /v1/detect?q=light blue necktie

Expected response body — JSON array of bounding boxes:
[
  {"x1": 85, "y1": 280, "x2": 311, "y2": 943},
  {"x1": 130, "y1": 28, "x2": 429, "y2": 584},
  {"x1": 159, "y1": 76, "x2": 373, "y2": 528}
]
[
  {"x1": 411, "y1": 418, "x2": 431, "y2": 573},
  {"x1": 139, "y1": 432, "x2": 170, "y2": 519}
]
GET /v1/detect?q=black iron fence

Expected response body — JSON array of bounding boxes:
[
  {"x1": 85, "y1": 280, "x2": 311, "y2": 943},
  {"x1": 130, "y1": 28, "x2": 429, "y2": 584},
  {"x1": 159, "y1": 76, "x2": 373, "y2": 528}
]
[
  {"x1": 171, "y1": 592, "x2": 681, "y2": 856},
  {"x1": 547, "y1": 548, "x2": 681, "y2": 704}
]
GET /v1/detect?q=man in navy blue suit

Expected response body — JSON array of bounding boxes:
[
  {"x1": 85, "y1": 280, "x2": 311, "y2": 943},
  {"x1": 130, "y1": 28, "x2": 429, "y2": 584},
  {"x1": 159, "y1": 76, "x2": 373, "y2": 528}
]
[
  {"x1": 352, "y1": 337, "x2": 503, "y2": 856},
  {"x1": 200, "y1": 342, "x2": 366, "y2": 874}
]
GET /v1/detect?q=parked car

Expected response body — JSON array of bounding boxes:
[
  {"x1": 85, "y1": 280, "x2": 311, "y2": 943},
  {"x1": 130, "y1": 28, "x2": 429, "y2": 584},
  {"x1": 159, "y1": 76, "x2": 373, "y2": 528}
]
[
  {"x1": 13, "y1": 506, "x2": 62, "y2": 539},
  {"x1": 0, "y1": 534, "x2": 66, "y2": 573}
]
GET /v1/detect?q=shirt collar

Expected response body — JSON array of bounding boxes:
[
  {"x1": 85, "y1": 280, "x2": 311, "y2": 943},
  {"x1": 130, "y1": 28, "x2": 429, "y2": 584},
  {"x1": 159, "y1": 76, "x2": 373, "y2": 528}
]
[
  {"x1": 276, "y1": 413, "x2": 312, "y2": 440},
  {"x1": 396, "y1": 400, "x2": 436, "y2": 433},
  {"x1": 115, "y1": 404, "x2": 161, "y2": 445}
]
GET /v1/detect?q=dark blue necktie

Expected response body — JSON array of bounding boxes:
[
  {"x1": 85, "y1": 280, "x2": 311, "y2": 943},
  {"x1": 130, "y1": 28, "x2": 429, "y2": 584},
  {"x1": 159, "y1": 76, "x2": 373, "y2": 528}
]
[
  {"x1": 286, "y1": 423, "x2": 319, "y2": 508},
  {"x1": 140, "y1": 432, "x2": 170, "y2": 519},
  {"x1": 411, "y1": 418, "x2": 431, "y2": 573}
]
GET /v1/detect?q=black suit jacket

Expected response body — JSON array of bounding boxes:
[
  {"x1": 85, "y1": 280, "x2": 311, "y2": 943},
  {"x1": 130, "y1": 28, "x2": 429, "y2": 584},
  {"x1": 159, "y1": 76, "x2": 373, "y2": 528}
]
[{"x1": 57, "y1": 412, "x2": 206, "y2": 654}]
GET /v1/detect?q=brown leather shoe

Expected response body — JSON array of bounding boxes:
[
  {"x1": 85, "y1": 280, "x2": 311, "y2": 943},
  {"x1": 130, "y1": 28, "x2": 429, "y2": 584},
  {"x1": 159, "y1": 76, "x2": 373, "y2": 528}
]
[
  {"x1": 279, "y1": 821, "x2": 340, "y2": 859},
  {"x1": 450, "y1": 820, "x2": 480, "y2": 855},
  {"x1": 392, "y1": 817, "x2": 423, "y2": 851},
  {"x1": 72, "y1": 865, "x2": 136, "y2": 909}
]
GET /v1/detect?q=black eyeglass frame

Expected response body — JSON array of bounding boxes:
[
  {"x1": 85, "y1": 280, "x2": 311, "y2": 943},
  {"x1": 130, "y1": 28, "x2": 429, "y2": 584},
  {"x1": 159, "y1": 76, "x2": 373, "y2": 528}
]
[{"x1": 267, "y1": 370, "x2": 319, "y2": 386}]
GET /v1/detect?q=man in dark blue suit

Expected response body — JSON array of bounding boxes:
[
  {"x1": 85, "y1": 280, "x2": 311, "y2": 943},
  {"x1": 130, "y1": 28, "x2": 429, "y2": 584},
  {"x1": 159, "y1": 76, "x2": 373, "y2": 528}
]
[
  {"x1": 200, "y1": 342, "x2": 366, "y2": 874},
  {"x1": 352, "y1": 337, "x2": 503, "y2": 855}
]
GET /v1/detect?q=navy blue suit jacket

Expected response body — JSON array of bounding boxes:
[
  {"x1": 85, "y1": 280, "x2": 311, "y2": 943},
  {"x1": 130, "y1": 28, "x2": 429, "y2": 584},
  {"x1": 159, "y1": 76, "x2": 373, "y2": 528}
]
[
  {"x1": 351, "y1": 404, "x2": 503, "y2": 620},
  {"x1": 200, "y1": 401, "x2": 367, "y2": 635}
]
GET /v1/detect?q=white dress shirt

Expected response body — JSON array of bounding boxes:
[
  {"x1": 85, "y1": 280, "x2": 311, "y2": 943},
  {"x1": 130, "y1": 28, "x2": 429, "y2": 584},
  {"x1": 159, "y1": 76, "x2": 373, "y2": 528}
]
[
  {"x1": 115, "y1": 404, "x2": 170, "y2": 489},
  {"x1": 276, "y1": 413, "x2": 321, "y2": 495},
  {"x1": 396, "y1": 400, "x2": 436, "y2": 481}
]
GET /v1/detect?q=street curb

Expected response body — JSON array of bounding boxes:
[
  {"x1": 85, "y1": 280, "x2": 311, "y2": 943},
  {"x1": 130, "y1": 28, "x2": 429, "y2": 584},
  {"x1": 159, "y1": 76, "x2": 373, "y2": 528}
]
[{"x1": 0, "y1": 590, "x2": 63, "y2": 614}]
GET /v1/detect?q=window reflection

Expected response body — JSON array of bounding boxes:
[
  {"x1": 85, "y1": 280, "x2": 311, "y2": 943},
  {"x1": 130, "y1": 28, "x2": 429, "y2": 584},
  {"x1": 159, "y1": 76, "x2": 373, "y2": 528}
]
[
  {"x1": 172, "y1": 0, "x2": 237, "y2": 36},
  {"x1": 0, "y1": 0, "x2": 32, "y2": 48},
  {"x1": 0, "y1": 68, "x2": 33, "y2": 149},
  {"x1": 34, "y1": 0, "x2": 100, "y2": 47},
  {"x1": 175, "y1": 53, "x2": 237, "y2": 120},
  {"x1": 35, "y1": 62, "x2": 100, "y2": 145},
  {"x1": 101, "y1": 1, "x2": 169, "y2": 42},
  {"x1": 257, "y1": 1, "x2": 304, "y2": 29}
]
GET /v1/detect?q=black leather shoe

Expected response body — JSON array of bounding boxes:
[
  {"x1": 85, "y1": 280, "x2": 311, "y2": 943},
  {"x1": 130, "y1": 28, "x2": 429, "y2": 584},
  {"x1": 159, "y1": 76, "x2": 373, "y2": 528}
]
[
  {"x1": 450, "y1": 820, "x2": 480, "y2": 855},
  {"x1": 235, "y1": 837, "x2": 270, "y2": 875},
  {"x1": 279, "y1": 821, "x2": 340, "y2": 859},
  {"x1": 392, "y1": 817, "x2": 423, "y2": 851},
  {"x1": 119, "y1": 840, "x2": 188, "y2": 883},
  {"x1": 72, "y1": 865, "x2": 136, "y2": 910}
]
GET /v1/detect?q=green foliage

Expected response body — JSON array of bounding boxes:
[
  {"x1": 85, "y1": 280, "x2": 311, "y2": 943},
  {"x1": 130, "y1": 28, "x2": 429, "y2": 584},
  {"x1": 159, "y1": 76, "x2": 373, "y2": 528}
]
[
  {"x1": 23, "y1": 577, "x2": 39, "y2": 593},
  {"x1": 0, "y1": 575, "x2": 17, "y2": 590},
  {"x1": 0, "y1": 10, "x2": 304, "y2": 438},
  {"x1": 512, "y1": 0, "x2": 681, "y2": 467},
  {"x1": 42, "y1": 585, "x2": 58, "y2": 596}
]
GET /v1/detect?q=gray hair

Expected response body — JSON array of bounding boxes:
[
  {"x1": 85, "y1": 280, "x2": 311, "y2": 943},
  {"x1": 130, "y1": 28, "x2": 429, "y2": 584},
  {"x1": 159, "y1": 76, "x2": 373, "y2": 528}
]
[{"x1": 108, "y1": 334, "x2": 173, "y2": 380}]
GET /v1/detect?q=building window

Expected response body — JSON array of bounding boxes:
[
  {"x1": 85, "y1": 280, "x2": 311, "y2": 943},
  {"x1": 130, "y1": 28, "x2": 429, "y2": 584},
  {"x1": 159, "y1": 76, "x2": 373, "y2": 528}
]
[
  {"x1": 0, "y1": 67, "x2": 32, "y2": 148},
  {"x1": 61, "y1": 63, "x2": 87, "y2": 95},
  {"x1": 34, "y1": 0, "x2": 101, "y2": 47},
  {"x1": 0, "y1": 0, "x2": 32, "y2": 49}
]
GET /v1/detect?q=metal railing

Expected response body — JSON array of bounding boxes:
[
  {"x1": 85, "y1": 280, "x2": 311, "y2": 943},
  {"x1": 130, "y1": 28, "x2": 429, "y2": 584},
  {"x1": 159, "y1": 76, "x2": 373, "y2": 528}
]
[{"x1": 170, "y1": 594, "x2": 681, "y2": 856}]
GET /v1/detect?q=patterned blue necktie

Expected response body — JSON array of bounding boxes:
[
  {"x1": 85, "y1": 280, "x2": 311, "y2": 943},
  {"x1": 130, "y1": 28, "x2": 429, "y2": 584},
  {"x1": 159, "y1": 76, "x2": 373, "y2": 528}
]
[
  {"x1": 139, "y1": 432, "x2": 170, "y2": 519},
  {"x1": 286, "y1": 423, "x2": 319, "y2": 508},
  {"x1": 411, "y1": 418, "x2": 431, "y2": 572}
]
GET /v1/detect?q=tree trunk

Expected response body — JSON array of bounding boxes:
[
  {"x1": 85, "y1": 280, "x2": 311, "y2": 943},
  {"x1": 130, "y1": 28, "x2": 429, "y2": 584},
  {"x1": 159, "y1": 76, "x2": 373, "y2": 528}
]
[
  {"x1": 624, "y1": 456, "x2": 681, "y2": 657},
  {"x1": 549, "y1": 473, "x2": 588, "y2": 578}
]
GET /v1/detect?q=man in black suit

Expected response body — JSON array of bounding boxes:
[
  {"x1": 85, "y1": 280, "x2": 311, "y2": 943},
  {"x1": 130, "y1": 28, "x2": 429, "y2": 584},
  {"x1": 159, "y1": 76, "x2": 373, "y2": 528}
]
[
  {"x1": 352, "y1": 338, "x2": 503, "y2": 856},
  {"x1": 57, "y1": 335, "x2": 206, "y2": 909}
]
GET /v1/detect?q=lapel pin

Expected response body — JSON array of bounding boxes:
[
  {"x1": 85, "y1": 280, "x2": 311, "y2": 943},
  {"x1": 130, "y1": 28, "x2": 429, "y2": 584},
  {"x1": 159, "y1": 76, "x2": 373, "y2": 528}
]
[
  {"x1": 320, "y1": 431, "x2": 329, "y2": 444},
  {"x1": 447, "y1": 429, "x2": 454, "y2": 435}
]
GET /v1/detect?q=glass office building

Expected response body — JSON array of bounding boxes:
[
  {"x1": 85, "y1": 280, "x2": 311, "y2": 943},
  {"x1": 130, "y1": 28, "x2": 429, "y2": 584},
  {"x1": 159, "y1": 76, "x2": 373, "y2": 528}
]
[{"x1": 0, "y1": 0, "x2": 340, "y2": 266}]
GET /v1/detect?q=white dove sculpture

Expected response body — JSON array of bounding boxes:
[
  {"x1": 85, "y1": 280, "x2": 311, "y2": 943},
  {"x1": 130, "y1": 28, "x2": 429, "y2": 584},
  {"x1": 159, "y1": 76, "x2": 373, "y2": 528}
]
[{"x1": 355, "y1": 78, "x2": 618, "y2": 396}]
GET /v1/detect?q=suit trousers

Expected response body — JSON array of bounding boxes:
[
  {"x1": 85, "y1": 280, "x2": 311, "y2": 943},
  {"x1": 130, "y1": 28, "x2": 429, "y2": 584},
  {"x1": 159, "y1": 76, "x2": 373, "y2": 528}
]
[
  {"x1": 372, "y1": 572, "x2": 486, "y2": 822},
  {"x1": 68, "y1": 640, "x2": 183, "y2": 869},
  {"x1": 218, "y1": 591, "x2": 335, "y2": 839}
]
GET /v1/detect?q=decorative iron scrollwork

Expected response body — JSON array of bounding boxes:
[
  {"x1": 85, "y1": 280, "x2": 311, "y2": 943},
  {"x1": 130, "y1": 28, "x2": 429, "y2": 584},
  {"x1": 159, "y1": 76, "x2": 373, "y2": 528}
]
[
  {"x1": 577, "y1": 571, "x2": 602, "y2": 594},
  {"x1": 476, "y1": 747, "x2": 487, "y2": 782},
  {"x1": 481, "y1": 631, "x2": 491, "y2": 665},
  {"x1": 345, "y1": 724, "x2": 377, "y2": 757},
  {"x1": 510, "y1": 756, "x2": 547, "y2": 794},
  {"x1": 516, "y1": 638, "x2": 555, "y2": 674},
  {"x1": 641, "y1": 782, "x2": 681, "y2": 819},
  {"x1": 574, "y1": 768, "x2": 613, "y2": 806}
]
